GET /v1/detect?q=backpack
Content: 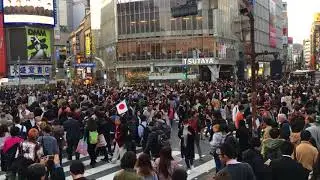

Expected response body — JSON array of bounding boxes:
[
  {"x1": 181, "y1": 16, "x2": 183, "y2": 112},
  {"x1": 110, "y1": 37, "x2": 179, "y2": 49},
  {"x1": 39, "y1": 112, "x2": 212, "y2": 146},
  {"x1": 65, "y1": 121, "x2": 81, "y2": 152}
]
[
  {"x1": 89, "y1": 131, "x2": 98, "y2": 144},
  {"x1": 157, "y1": 130, "x2": 170, "y2": 148}
]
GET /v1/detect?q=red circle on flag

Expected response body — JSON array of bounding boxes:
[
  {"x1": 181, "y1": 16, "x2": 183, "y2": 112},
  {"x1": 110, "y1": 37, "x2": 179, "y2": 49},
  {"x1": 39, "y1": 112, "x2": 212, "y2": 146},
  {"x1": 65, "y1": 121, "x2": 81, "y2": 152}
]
[{"x1": 119, "y1": 103, "x2": 125, "y2": 110}]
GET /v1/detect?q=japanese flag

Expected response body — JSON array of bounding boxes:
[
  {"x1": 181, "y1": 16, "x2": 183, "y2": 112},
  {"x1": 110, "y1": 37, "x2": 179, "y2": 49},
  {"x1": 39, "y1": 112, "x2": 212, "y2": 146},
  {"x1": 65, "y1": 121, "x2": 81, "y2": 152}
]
[{"x1": 116, "y1": 100, "x2": 128, "y2": 115}]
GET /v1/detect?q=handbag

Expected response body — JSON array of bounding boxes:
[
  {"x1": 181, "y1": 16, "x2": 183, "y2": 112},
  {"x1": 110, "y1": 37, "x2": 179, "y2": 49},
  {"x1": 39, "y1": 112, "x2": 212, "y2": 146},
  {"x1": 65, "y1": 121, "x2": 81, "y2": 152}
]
[
  {"x1": 96, "y1": 134, "x2": 107, "y2": 148},
  {"x1": 76, "y1": 139, "x2": 88, "y2": 156}
]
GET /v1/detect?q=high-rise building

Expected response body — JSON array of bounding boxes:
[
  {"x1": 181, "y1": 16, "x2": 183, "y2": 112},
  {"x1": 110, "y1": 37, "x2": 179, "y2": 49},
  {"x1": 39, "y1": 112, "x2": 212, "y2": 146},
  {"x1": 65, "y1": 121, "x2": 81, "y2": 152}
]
[
  {"x1": 237, "y1": 0, "x2": 284, "y2": 79},
  {"x1": 311, "y1": 13, "x2": 320, "y2": 70},
  {"x1": 304, "y1": 39, "x2": 311, "y2": 68},
  {"x1": 99, "y1": 0, "x2": 239, "y2": 83}
]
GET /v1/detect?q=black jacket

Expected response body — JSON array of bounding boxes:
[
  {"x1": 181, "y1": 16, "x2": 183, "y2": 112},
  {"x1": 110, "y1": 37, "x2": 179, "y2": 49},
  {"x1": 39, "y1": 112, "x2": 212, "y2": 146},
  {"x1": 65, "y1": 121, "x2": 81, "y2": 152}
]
[
  {"x1": 270, "y1": 156, "x2": 309, "y2": 180},
  {"x1": 242, "y1": 148, "x2": 271, "y2": 180},
  {"x1": 144, "y1": 127, "x2": 162, "y2": 158},
  {"x1": 63, "y1": 118, "x2": 82, "y2": 141},
  {"x1": 178, "y1": 125, "x2": 195, "y2": 159}
]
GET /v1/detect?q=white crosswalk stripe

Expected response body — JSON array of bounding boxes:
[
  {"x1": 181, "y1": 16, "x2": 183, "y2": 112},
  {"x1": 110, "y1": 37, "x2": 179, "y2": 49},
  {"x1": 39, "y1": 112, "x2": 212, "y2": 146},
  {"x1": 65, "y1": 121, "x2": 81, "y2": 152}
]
[{"x1": 0, "y1": 147, "x2": 215, "y2": 180}]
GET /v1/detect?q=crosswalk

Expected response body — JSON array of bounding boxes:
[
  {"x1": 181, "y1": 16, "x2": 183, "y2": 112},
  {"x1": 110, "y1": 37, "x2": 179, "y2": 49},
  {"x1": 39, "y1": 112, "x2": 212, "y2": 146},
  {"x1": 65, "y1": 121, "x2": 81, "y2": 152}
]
[{"x1": 0, "y1": 147, "x2": 216, "y2": 180}]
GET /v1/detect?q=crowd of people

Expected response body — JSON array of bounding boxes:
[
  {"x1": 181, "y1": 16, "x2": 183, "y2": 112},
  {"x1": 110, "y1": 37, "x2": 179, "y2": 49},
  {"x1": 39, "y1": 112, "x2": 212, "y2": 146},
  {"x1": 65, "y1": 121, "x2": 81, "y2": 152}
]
[{"x1": 0, "y1": 79, "x2": 319, "y2": 180}]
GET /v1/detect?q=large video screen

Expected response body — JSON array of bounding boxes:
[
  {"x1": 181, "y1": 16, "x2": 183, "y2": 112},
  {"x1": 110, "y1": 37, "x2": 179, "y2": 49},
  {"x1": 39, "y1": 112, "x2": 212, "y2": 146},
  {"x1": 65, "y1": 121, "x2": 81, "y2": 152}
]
[{"x1": 3, "y1": 0, "x2": 55, "y2": 25}]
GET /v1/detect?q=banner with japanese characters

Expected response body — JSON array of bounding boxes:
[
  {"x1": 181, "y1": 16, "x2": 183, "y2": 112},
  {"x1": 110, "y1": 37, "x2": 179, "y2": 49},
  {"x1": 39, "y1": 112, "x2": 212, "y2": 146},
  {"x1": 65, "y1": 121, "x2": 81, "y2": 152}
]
[{"x1": 9, "y1": 65, "x2": 51, "y2": 76}]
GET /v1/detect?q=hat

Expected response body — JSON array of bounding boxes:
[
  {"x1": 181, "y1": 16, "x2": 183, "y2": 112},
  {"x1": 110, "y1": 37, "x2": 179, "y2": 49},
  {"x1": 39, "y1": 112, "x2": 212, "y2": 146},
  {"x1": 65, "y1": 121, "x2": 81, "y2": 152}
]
[{"x1": 28, "y1": 128, "x2": 39, "y2": 139}]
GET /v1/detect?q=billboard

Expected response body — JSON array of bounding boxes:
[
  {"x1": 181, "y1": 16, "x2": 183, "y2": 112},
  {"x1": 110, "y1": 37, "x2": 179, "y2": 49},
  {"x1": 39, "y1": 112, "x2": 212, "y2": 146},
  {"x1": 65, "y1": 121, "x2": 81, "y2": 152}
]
[
  {"x1": 85, "y1": 34, "x2": 91, "y2": 57},
  {"x1": 3, "y1": 0, "x2": 55, "y2": 25},
  {"x1": 314, "y1": 13, "x2": 320, "y2": 22},
  {"x1": 26, "y1": 27, "x2": 51, "y2": 61},
  {"x1": 0, "y1": 13, "x2": 6, "y2": 76},
  {"x1": 269, "y1": 0, "x2": 277, "y2": 48},
  {"x1": 9, "y1": 64, "x2": 51, "y2": 76}
]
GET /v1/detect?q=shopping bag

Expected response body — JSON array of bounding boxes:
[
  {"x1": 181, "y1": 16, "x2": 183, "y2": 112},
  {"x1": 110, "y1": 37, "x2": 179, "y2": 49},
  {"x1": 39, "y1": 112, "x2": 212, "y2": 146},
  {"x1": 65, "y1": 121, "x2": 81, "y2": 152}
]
[
  {"x1": 76, "y1": 139, "x2": 88, "y2": 156},
  {"x1": 96, "y1": 134, "x2": 107, "y2": 148}
]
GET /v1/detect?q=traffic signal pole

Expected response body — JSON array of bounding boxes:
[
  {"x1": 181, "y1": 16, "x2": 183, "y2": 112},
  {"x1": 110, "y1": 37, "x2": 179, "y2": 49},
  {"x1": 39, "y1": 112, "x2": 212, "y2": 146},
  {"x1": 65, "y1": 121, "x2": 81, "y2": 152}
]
[{"x1": 248, "y1": 12, "x2": 257, "y2": 130}]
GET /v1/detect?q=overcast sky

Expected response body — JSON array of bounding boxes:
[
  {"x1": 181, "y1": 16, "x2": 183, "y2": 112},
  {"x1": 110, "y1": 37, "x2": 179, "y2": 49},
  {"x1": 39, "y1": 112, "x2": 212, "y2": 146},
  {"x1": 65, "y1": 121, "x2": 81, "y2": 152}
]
[{"x1": 284, "y1": 0, "x2": 320, "y2": 44}]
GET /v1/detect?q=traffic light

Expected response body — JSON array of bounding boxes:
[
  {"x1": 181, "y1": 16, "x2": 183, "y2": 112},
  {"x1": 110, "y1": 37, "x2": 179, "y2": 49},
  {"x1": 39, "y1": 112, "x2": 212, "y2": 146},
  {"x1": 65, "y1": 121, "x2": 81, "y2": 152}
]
[{"x1": 183, "y1": 65, "x2": 188, "y2": 80}]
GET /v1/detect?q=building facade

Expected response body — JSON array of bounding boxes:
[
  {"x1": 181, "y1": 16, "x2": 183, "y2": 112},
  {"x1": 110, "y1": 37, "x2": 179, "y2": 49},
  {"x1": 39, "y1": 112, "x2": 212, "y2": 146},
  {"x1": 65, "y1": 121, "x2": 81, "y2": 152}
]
[
  {"x1": 100, "y1": 0, "x2": 284, "y2": 83},
  {"x1": 311, "y1": 13, "x2": 320, "y2": 70},
  {"x1": 100, "y1": 0, "x2": 240, "y2": 83}
]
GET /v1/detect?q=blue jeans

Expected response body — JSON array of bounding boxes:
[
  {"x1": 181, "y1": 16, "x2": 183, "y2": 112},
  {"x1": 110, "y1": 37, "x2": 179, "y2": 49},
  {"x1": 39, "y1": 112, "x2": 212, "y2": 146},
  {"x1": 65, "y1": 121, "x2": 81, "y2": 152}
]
[{"x1": 214, "y1": 153, "x2": 222, "y2": 173}]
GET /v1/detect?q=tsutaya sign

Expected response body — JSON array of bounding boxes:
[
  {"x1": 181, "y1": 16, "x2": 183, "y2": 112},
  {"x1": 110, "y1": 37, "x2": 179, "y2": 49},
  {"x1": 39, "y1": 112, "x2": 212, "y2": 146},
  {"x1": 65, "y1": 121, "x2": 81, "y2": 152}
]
[{"x1": 183, "y1": 58, "x2": 218, "y2": 65}]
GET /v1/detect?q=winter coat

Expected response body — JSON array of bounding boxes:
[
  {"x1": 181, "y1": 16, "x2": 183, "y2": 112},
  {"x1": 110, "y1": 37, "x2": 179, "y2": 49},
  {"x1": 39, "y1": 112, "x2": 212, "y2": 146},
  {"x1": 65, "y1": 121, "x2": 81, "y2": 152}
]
[
  {"x1": 261, "y1": 138, "x2": 285, "y2": 160},
  {"x1": 178, "y1": 124, "x2": 195, "y2": 159},
  {"x1": 210, "y1": 132, "x2": 225, "y2": 153}
]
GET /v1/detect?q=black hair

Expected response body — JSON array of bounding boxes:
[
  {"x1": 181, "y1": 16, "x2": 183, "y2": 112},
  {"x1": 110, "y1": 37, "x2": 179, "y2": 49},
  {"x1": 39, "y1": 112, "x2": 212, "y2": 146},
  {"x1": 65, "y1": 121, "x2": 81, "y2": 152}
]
[
  {"x1": 33, "y1": 107, "x2": 43, "y2": 117},
  {"x1": 70, "y1": 160, "x2": 85, "y2": 175},
  {"x1": 10, "y1": 126, "x2": 20, "y2": 137},
  {"x1": 249, "y1": 137, "x2": 261, "y2": 148},
  {"x1": 220, "y1": 143, "x2": 237, "y2": 159},
  {"x1": 27, "y1": 163, "x2": 46, "y2": 180},
  {"x1": 280, "y1": 141, "x2": 294, "y2": 156},
  {"x1": 172, "y1": 167, "x2": 187, "y2": 180},
  {"x1": 264, "y1": 117, "x2": 273, "y2": 126},
  {"x1": 300, "y1": 130, "x2": 312, "y2": 141},
  {"x1": 120, "y1": 151, "x2": 137, "y2": 169},
  {"x1": 269, "y1": 128, "x2": 280, "y2": 139},
  {"x1": 238, "y1": 105, "x2": 244, "y2": 111}
]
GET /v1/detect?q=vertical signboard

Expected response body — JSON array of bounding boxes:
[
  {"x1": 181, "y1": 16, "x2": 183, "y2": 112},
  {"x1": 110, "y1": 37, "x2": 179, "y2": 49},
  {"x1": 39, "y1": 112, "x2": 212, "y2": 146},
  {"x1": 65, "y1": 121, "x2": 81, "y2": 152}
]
[
  {"x1": 26, "y1": 27, "x2": 51, "y2": 61},
  {"x1": 85, "y1": 33, "x2": 91, "y2": 57},
  {"x1": 269, "y1": 0, "x2": 277, "y2": 48},
  {"x1": 0, "y1": 0, "x2": 7, "y2": 76}
]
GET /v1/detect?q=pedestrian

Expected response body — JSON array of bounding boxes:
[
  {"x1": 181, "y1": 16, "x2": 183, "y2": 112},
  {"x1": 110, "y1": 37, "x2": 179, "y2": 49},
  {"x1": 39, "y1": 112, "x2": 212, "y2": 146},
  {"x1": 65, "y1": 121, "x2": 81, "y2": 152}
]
[
  {"x1": 1, "y1": 126, "x2": 23, "y2": 177},
  {"x1": 189, "y1": 110, "x2": 202, "y2": 160},
  {"x1": 37, "y1": 125, "x2": 59, "y2": 156},
  {"x1": 218, "y1": 143, "x2": 256, "y2": 180},
  {"x1": 270, "y1": 141, "x2": 309, "y2": 180},
  {"x1": 70, "y1": 160, "x2": 88, "y2": 180},
  {"x1": 154, "y1": 146, "x2": 179, "y2": 180},
  {"x1": 63, "y1": 112, "x2": 82, "y2": 161},
  {"x1": 12, "y1": 128, "x2": 44, "y2": 180},
  {"x1": 210, "y1": 123, "x2": 224, "y2": 173},
  {"x1": 295, "y1": 130, "x2": 318, "y2": 174},
  {"x1": 27, "y1": 155, "x2": 65, "y2": 180},
  {"x1": 111, "y1": 117, "x2": 127, "y2": 164},
  {"x1": 261, "y1": 128, "x2": 284, "y2": 161},
  {"x1": 242, "y1": 137, "x2": 271, "y2": 180},
  {"x1": 277, "y1": 113, "x2": 291, "y2": 141},
  {"x1": 178, "y1": 120, "x2": 195, "y2": 175},
  {"x1": 236, "y1": 120, "x2": 250, "y2": 160},
  {"x1": 172, "y1": 168, "x2": 187, "y2": 180},
  {"x1": 113, "y1": 151, "x2": 143, "y2": 180},
  {"x1": 84, "y1": 118, "x2": 98, "y2": 167},
  {"x1": 135, "y1": 153, "x2": 158, "y2": 180}
]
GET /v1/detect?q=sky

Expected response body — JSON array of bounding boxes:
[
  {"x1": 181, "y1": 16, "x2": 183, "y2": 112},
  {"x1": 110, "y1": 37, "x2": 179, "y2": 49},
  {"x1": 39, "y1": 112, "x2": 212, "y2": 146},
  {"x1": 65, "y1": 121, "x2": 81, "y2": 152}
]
[{"x1": 284, "y1": 0, "x2": 320, "y2": 44}]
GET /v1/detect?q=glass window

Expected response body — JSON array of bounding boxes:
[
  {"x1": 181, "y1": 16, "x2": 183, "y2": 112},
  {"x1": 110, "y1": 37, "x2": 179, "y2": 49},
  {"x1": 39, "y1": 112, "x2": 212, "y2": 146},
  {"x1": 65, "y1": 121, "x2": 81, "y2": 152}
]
[
  {"x1": 208, "y1": 9, "x2": 213, "y2": 29},
  {"x1": 171, "y1": 18, "x2": 176, "y2": 31}
]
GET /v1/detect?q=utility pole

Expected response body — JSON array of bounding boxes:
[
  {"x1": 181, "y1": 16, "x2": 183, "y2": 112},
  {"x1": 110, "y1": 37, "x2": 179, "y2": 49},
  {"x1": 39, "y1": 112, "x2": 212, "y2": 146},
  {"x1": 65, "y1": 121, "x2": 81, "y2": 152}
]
[
  {"x1": 248, "y1": 13, "x2": 257, "y2": 130},
  {"x1": 18, "y1": 56, "x2": 21, "y2": 89}
]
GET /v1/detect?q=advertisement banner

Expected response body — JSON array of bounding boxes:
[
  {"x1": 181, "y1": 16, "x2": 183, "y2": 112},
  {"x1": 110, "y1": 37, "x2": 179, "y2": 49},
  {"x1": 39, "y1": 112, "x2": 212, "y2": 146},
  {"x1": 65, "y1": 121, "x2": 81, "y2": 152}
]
[
  {"x1": 314, "y1": 13, "x2": 320, "y2": 22},
  {"x1": 269, "y1": 0, "x2": 277, "y2": 48},
  {"x1": 0, "y1": 13, "x2": 6, "y2": 76},
  {"x1": 3, "y1": 0, "x2": 54, "y2": 25},
  {"x1": 9, "y1": 64, "x2": 51, "y2": 76},
  {"x1": 26, "y1": 27, "x2": 51, "y2": 61},
  {"x1": 85, "y1": 35, "x2": 91, "y2": 57}
]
